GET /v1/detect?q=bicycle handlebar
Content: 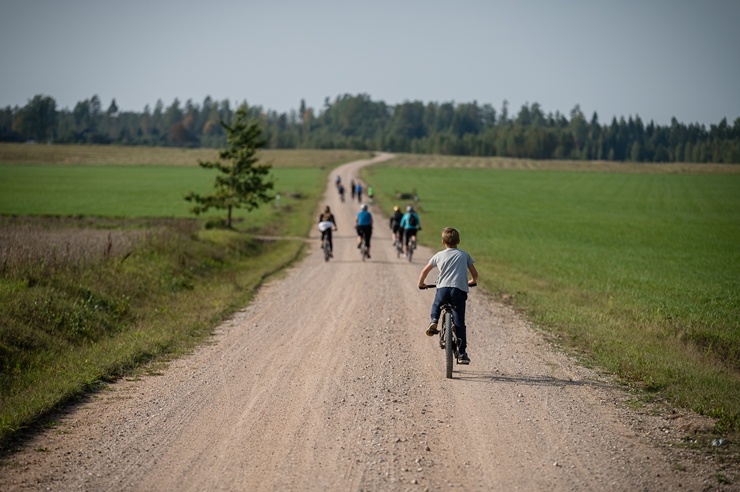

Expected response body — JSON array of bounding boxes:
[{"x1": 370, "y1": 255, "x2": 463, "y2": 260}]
[{"x1": 419, "y1": 282, "x2": 477, "y2": 290}]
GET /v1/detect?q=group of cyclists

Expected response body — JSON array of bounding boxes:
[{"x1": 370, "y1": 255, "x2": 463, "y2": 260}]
[
  {"x1": 320, "y1": 176, "x2": 419, "y2": 261},
  {"x1": 321, "y1": 176, "x2": 476, "y2": 366}
]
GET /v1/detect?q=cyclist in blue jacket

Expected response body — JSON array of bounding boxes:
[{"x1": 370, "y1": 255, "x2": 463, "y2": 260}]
[
  {"x1": 399, "y1": 205, "x2": 421, "y2": 257},
  {"x1": 355, "y1": 203, "x2": 373, "y2": 258}
]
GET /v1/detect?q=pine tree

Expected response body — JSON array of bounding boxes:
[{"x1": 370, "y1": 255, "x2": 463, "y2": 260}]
[{"x1": 185, "y1": 103, "x2": 274, "y2": 228}]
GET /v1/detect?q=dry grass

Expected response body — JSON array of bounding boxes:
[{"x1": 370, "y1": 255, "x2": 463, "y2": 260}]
[
  {"x1": 0, "y1": 216, "x2": 196, "y2": 274},
  {"x1": 390, "y1": 153, "x2": 740, "y2": 174},
  {"x1": 0, "y1": 143, "x2": 369, "y2": 168}
]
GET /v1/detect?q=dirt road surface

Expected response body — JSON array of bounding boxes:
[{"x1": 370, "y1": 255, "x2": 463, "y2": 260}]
[{"x1": 1, "y1": 154, "x2": 731, "y2": 491}]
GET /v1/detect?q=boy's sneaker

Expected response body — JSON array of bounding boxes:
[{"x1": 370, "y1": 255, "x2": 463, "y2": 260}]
[
  {"x1": 426, "y1": 321, "x2": 439, "y2": 336},
  {"x1": 458, "y1": 353, "x2": 470, "y2": 364}
]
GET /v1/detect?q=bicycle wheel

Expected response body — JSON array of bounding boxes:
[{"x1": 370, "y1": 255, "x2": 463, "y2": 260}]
[
  {"x1": 408, "y1": 240, "x2": 415, "y2": 262},
  {"x1": 323, "y1": 239, "x2": 331, "y2": 262},
  {"x1": 444, "y1": 310, "x2": 453, "y2": 378}
]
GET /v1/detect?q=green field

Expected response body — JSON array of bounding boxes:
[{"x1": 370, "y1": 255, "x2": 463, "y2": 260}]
[
  {"x1": 0, "y1": 165, "x2": 321, "y2": 221},
  {"x1": 0, "y1": 145, "x2": 370, "y2": 232},
  {"x1": 2, "y1": 144, "x2": 740, "y2": 445},
  {"x1": 364, "y1": 156, "x2": 740, "y2": 430},
  {"x1": 0, "y1": 145, "x2": 367, "y2": 447}
]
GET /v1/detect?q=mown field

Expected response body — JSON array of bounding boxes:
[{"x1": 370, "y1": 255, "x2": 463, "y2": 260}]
[
  {"x1": 0, "y1": 144, "x2": 369, "y2": 448},
  {"x1": 363, "y1": 154, "x2": 740, "y2": 433}
]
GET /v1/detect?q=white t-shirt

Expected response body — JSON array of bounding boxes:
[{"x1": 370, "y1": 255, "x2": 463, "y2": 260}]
[{"x1": 428, "y1": 248, "x2": 474, "y2": 292}]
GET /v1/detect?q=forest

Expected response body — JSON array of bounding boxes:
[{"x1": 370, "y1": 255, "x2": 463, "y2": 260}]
[{"x1": 2, "y1": 93, "x2": 739, "y2": 163}]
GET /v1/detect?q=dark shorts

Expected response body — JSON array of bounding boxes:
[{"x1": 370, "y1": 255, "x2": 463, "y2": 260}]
[{"x1": 356, "y1": 225, "x2": 372, "y2": 246}]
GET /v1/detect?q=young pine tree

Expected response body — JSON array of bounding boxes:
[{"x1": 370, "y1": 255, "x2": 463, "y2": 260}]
[{"x1": 185, "y1": 103, "x2": 274, "y2": 228}]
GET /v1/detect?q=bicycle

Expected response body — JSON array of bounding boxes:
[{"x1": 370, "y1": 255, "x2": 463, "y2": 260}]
[
  {"x1": 419, "y1": 283, "x2": 476, "y2": 378},
  {"x1": 395, "y1": 232, "x2": 404, "y2": 258},
  {"x1": 322, "y1": 234, "x2": 332, "y2": 262},
  {"x1": 359, "y1": 231, "x2": 370, "y2": 261},
  {"x1": 407, "y1": 236, "x2": 416, "y2": 262}
]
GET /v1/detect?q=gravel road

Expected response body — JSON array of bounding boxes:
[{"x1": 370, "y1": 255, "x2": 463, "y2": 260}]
[{"x1": 0, "y1": 153, "x2": 732, "y2": 491}]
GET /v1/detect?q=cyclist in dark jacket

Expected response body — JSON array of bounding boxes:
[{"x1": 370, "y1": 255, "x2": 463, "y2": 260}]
[
  {"x1": 318, "y1": 205, "x2": 337, "y2": 255},
  {"x1": 389, "y1": 205, "x2": 404, "y2": 247}
]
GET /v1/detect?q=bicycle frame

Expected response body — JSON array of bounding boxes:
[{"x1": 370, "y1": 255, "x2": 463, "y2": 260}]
[{"x1": 420, "y1": 283, "x2": 476, "y2": 378}]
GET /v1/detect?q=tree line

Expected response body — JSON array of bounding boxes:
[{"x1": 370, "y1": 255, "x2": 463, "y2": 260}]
[{"x1": 2, "y1": 93, "x2": 738, "y2": 163}]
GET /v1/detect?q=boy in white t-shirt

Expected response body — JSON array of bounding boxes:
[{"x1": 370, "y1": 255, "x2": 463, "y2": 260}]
[{"x1": 417, "y1": 227, "x2": 478, "y2": 364}]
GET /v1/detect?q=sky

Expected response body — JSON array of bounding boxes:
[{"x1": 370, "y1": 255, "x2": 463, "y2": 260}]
[{"x1": 1, "y1": 0, "x2": 738, "y2": 127}]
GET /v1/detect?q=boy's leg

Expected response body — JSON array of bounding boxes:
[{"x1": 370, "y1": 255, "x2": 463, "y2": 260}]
[
  {"x1": 449, "y1": 288, "x2": 469, "y2": 353},
  {"x1": 426, "y1": 288, "x2": 447, "y2": 336}
]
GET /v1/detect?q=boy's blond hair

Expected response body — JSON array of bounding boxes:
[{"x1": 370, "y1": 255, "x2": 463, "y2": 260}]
[{"x1": 441, "y1": 227, "x2": 460, "y2": 247}]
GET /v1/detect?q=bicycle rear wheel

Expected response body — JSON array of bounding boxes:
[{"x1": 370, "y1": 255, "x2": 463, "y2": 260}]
[
  {"x1": 444, "y1": 311, "x2": 453, "y2": 378},
  {"x1": 323, "y1": 239, "x2": 331, "y2": 262}
]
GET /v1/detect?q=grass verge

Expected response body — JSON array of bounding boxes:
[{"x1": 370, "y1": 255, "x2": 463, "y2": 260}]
[
  {"x1": 363, "y1": 154, "x2": 740, "y2": 435},
  {"x1": 0, "y1": 146, "x2": 370, "y2": 450}
]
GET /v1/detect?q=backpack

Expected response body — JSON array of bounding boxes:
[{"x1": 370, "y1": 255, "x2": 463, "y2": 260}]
[{"x1": 408, "y1": 213, "x2": 418, "y2": 227}]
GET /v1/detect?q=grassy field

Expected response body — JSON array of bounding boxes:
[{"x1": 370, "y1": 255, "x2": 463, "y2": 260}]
[
  {"x1": 0, "y1": 144, "x2": 371, "y2": 230},
  {"x1": 0, "y1": 145, "x2": 368, "y2": 448},
  {"x1": 2, "y1": 144, "x2": 739, "y2": 450},
  {"x1": 363, "y1": 154, "x2": 740, "y2": 432}
]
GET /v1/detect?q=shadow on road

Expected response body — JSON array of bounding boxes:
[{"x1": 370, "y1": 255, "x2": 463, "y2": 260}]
[{"x1": 452, "y1": 371, "x2": 611, "y2": 389}]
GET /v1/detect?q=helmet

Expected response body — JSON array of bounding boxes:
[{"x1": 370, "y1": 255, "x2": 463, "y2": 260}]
[
  {"x1": 393, "y1": 206, "x2": 399, "y2": 212},
  {"x1": 361, "y1": 204, "x2": 368, "y2": 211},
  {"x1": 406, "y1": 205, "x2": 413, "y2": 212}
]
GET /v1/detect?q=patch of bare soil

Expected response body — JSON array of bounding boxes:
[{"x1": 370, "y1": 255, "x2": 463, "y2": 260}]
[{"x1": 0, "y1": 153, "x2": 736, "y2": 491}]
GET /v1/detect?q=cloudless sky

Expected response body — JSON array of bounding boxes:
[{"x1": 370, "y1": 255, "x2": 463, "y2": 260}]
[{"x1": 1, "y1": 0, "x2": 738, "y2": 126}]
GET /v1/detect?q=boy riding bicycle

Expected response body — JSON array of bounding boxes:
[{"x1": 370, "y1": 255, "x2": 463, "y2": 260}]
[{"x1": 417, "y1": 227, "x2": 478, "y2": 364}]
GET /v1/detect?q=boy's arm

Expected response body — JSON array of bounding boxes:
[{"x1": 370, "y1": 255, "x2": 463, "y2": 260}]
[
  {"x1": 468, "y1": 263, "x2": 479, "y2": 285},
  {"x1": 418, "y1": 262, "x2": 434, "y2": 289}
]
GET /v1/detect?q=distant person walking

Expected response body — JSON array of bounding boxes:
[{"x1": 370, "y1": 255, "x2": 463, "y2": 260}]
[{"x1": 350, "y1": 179, "x2": 356, "y2": 201}]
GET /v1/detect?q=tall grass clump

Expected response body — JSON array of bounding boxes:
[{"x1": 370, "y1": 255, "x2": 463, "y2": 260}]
[{"x1": 364, "y1": 154, "x2": 740, "y2": 433}]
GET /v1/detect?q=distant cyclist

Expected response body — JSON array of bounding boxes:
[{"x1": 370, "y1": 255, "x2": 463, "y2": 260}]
[
  {"x1": 355, "y1": 203, "x2": 373, "y2": 259},
  {"x1": 399, "y1": 205, "x2": 421, "y2": 256},
  {"x1": 389, "y1": 205, "x2": 403, "y2": 246}
]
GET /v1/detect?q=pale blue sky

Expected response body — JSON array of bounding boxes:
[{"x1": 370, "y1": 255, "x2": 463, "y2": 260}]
[{"x1": 1, "y1": 0, "x2": 738, "y2": 126}]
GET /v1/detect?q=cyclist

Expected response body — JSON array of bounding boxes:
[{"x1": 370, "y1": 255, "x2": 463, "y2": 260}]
[
  {"x1": 399, "y1": 205, "x2": 421, "y2": 257},
  {"x1": 355, "y1": 182, "x2": 363, "y2": 203},
  {"x1": 318, "y1": 205, "x2": 337, "y2": 257},
  {"x1": 417, "y1": 227, "x2": 478, "y2": 364},
  {"x1": 355, "y1": 203, "x2": 373, "y2": 259},
  {"x1": 338, "y1": 182, "x2": 345, "y2": 202},
  {"x1": 389, "y1": 205, "x2": 403, "y2": 247}
]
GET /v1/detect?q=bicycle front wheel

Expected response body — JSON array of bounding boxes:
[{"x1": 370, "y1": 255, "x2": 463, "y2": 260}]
[{"x1": 444, "y1": 311, "x2": 453, "y2": 378}]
